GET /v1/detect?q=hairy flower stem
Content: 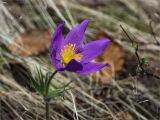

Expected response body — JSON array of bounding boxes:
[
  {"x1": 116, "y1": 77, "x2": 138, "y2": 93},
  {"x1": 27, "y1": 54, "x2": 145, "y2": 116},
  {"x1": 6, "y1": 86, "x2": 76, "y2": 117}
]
[
  {"x1": 44, "y1": 70, "x2": 58, "y2": 120},
  {"x1": 45, "y1": 98, "x2": 50, "y2": 120}
]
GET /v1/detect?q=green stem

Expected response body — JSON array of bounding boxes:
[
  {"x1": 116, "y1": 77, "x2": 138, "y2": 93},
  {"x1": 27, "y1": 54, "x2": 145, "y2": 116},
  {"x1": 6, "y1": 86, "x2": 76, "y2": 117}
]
[
  {"x1": 44, "y1": 71, "x2": 57, "y2": 120},
  {"x1": 45, "y1": 98, "x2": 50, "y2": 120},
  {"x1": 45, "y1": 70, "x2": 58, "y2": 95}
]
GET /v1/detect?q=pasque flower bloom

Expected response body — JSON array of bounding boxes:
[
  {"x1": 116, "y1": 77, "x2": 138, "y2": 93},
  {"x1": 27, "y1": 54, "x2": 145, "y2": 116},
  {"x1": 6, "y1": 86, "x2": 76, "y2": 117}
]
[{"x1": 49, "y1": 19, "x2": 110, "y2": 74}]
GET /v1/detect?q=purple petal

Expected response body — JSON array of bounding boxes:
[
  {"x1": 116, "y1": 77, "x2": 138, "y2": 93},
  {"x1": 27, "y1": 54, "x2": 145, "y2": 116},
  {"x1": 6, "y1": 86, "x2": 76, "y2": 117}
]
[
  {"x1": 74, "y1": 45, "x2": 84, "y2": 53},
  {"x1": 49, "y1": 22, "x2": 65, "y2": 70},
  {"x1": 50, "y1": 21, "x2": 65, "y2": 60},
  {"x1": 64, "y1": 19, "x2": 89, "y2": 46},
  {"x1": 76, "y1": 62, "x2": 110, "y2": 74},
  {"x1": 81, "y1": 38, "x2": 110, "y2": 63},
  {"x1": 65, "y1": 59, "x2": 83, "y2": 72},
  {"x1": 50, "y1": 52, "x2": 64, "y2": 71}
]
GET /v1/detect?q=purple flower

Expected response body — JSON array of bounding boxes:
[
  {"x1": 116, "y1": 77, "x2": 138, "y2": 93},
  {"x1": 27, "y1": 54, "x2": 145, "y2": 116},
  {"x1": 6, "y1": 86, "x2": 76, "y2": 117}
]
[{"x1": 49, "y1": 19, "x2": 110, "y2": 74}]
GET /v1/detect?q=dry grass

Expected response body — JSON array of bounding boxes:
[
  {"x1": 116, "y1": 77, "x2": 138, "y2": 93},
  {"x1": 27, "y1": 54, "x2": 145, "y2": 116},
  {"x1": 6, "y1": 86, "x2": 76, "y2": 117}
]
[{"x1": 0, "y1": 0, "x2": 160, "y2": 120}]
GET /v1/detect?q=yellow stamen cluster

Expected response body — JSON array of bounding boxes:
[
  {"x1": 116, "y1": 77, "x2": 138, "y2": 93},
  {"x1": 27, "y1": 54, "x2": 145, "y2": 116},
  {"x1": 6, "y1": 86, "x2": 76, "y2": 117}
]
[{"x1": 60, "y1": 43, "x2": 82, "y2": 64}]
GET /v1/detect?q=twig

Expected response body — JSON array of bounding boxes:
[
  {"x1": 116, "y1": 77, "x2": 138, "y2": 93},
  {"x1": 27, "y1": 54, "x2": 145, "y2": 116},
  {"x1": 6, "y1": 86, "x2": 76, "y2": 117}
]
[
  {"x1": 120, "y1": 25, "x2": 145, "y2": 73},
  {"x1": 120, "y1": 25, "x2": 160, "y2": 80}
]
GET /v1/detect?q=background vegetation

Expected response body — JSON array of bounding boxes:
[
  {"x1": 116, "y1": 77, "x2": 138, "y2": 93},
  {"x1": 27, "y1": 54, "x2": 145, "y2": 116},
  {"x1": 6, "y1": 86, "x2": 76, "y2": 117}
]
[{"x1": 0, "y1": 0, "x2": 160, "y2": 120}]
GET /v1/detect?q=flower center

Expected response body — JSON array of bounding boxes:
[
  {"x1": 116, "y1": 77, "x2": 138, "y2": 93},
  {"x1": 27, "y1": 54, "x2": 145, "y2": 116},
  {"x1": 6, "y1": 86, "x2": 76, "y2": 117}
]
[{"x1": 60, "y1": 43, "x2": 82, "y2": 64}]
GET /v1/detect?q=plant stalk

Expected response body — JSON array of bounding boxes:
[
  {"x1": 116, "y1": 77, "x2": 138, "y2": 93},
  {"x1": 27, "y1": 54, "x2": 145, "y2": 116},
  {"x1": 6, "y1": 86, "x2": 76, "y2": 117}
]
[
  {"x1": 44, "y1": 70, "x2": 57, "y2": 120},
  {"x1": 45, "y1": 98, "x2": 50, "y2": 120}
]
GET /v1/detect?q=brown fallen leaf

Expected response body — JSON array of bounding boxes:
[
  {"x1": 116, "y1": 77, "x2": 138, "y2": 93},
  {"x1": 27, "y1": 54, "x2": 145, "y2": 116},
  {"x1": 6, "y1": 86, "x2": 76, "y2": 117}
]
[
  {"x1": 8, "y1": 30, "x2": 51, "y2": 57},
  {"x1": 116, "y1": 112, "x2": 133, "y2": 120},
  {"x1": 92, "y1": 32, "x2": 124, "y2": 83}
]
